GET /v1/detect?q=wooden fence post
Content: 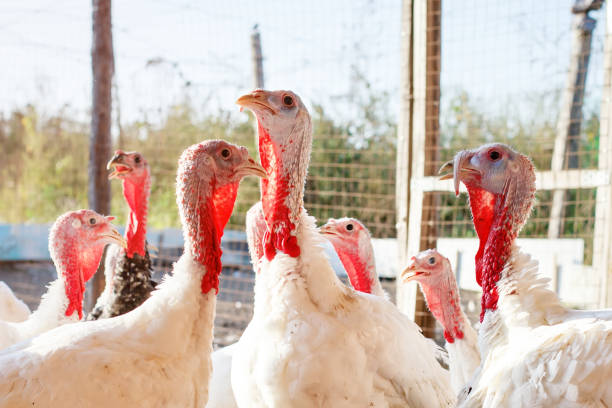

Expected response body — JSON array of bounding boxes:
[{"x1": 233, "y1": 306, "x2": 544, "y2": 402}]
[
  {"x1": 88, "y1": 0, "x2": 114, "y2": 309},
  {"x1": 549, "y1": 1, "x2": 602, "y2": 239},
  {"x1": 594, "y1": 1, "x2": 612, "y2": 307},
  {"x1": 396, "y1": 0, "x2": 442, "y2": 339}
]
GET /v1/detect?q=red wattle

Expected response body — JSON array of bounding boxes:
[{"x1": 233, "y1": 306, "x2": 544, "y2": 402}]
[
  {"x1": 122, "y1": 178, "x2": 148, "y2": 258},
  {"x1": 195, "y1": 181, "x2": 241, "y2": 294},
  {"x1": 467, "y1": 187, "x2": 495, "y2": 287},
  {"x1": 335, "y1": 249, "x2": 373, "y2": 294},
  {"x1": 212, "y1": 183, "x2": 239, "y2": 235},
  {"x1": 474, "y1": 200, "x2": 516, "y2": 322},
  {"x1": 258, "y1": 122, "x2": 301, "y2": 260},
  {"x1": 421, "y1": 283, "x2": 464, "y2": 343},
  {"x1": 444, "y1": 328, "x2": 465, "y2": 344},
  {"x1": 63, "y1": 245, "x2": 104, "y2": 319}
]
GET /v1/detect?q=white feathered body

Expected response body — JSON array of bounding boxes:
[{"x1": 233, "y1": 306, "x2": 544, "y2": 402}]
[
  {"x1": 0, "y1": 281, "x2": 30, "y2": 323},
  {"x1": 0, "y1": 255, "x2": 215, "y2": 408},
  {"x1": 232, "y1": 212, "x2": 453, "y2": 408},
  {"x1": 460, "y1": 247, "x2": 612, "y2": 408},
  {"x1": 207, "y1": 343, "x2": 238, "y2": 408},
  {"x1": 0, "y1": 279, "x2": 77, "y2": 349},
  {"x1": 446, "y1": 312, "x2": 480, "y2": 394}
]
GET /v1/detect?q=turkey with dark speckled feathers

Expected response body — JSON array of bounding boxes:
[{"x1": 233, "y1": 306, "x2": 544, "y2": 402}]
[{"x1": 87, "y1": 150, "x2": 157, "y2": 320}]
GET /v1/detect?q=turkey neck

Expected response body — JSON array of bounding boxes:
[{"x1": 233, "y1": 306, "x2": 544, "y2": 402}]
[
  {"x1": 333, "y1": 241, "x2": 385, "y2": 296},
  {"x1": 54, "y1": 242, "x2": 103, "y2": 319},
  {"x1": 257, "y1": 113, "x2": 312, "y2": 261},
  {"x1": 337, "y1": 249, "x2": 374, "y2": 294},
  {"x1": 470, "y1": 176, "x2": 534, "y2": 322},
  {"x1": 122, "y1": 173, "x2": 150, "y2": 258},
  {"x1": 420, "y1": 275, "x2": 466, "y2": 343},
  {"x1": 177, "y1": 164, "x2": 237, "y2": 295}
]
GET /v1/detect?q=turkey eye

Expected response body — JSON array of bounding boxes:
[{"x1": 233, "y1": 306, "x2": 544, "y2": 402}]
[
  {"x1": 89, "y1": 218, "x2": 96, "y2": 225},
  {"x1": 221, "y1": 149, "x2": 231, "y2": 158},
  {"x1": 428, "y1": 257, "x2": 435, "y2": 265},
  {"x1": 134, "y1": 156, "x2": 141, "y2": 164},
  {"x1": 489, "y1": 150, "x2": 501, "y2": 161},
  {"x1": 282, "y1": 95, "x2": 294, "y2": 106},
  {"x1": 346, "y1": 224, "x2": 354, "y2": 231}
]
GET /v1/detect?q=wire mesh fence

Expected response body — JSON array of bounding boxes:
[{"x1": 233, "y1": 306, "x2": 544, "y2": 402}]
[
  {"x1": 1, "y1": 0, "x2": 611, "y2": 345},
  {"x1": 412, "y1": 0, "x2": 610, "y2": 334}
]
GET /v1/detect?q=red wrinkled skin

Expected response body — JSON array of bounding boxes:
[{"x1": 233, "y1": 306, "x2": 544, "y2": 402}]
[
  {"x1": 421, "y1": 280, "x2": 465, "y2": 343},
  {"x1": 468, "y1": 186, "x2": 517, "y2": 322},
  {"x1": 122, "y1": 176, "x2": 149, "y2": 258},
  {"x1": 258, "y1": 122, "x2": 300, "y2": 260},
  {"x1": 335, "y1": 249, "x2": 372, "y2": 294},
  {"x1": 63, "y1": 245, "x2": 104, "y2": 319}
]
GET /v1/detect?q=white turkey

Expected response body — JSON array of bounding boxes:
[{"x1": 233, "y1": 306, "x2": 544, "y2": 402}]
[
  {"x1": 0, "y1": 140, "x2": 265, "y2": 407},
  {"x1": 207, "y1": 213, "x2": 386, "y2": 408},
  {"x1": 206, "y1": 203, "x2": 266, "y2": 408},
  {"x1": 440, "y1": 143, "x2": 612, "y2": 407},
  {"x1": 320, "y1": 217, "x2": 386, "y2": 298},
  {"x1": 0, "y1": 210, "x2": 125, "y2": 350},
  {"x1": 0, "y1": 281, "x2": 30, "y2": 322},
  {"x1": 231, "y1": 89, "x2": 454, "y2": 407},
  {"x1": 402, "y1": 249, "x2": 480, "y2": 394}
]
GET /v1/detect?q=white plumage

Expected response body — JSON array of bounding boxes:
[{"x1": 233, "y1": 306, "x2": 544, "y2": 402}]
[
  {"x1": 443, "y1": 143, "x2": 612, "y2": 407},
  {"x1": 444, "y1": 314, "x2": 479, "y2": 395},
  {"x1": 0, "y1": 279, "x2": 78, "y2": 349},
  {"x1": 402, "y1": 249, "x2": 481, "y2": 394},
  {"x1": 207, "y1": 203, "x2": 267, "y2": 408},
  {"x1": 0, "y1": 254, "x2": 216, "y2": 407},
  {"x1": 207, "y1": 343, "x2": 238, "y2": 408},
  {"x1": 0, "y1": 281, "x2": 30, "y2": 323},
  {"x1": 231, "y1": 89, "x2": 453, "y2": 407},
  {"x1": 0, "y1": 140, "x2": 265, "y2": 408},
  {"x1": 460, "y1": 249, "x2": 612, "y2": 407},
  {"x1": 231, "y1": 210, "x2": 454, "y2": 407},
  {"x1": 0, "y1": 210, "x2": 124, "y2": 350}
]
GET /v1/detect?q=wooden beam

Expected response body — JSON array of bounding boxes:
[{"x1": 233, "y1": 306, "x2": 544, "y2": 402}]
[
  {"x1": 549, "y1": 3, "x2": 601, "y2": 239},
  {"x1": 88, "y1": 0, "x2": 114, "y2": 310},
  {"x1": 593, "y1": 2, "x2": 612, "y2": 308},
  {"x1": 396, "y1": 1, "x2": 442, "y2": 338},
  {"x1": 414, "y1": 169, "x2": 610, "y2": 193},
  {"x1": 395, "y1": 0, "x2": 415, "y2": 317},
  {"x1": 416, "y1": 0, "x2": 441, "y2": 338},
  {"x1": 251, "y1": 25, "x2": 265, "y2": 89}
]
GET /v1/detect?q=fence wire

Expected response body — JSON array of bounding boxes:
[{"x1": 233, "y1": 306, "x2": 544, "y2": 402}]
[{"x1": 1, "y1": 0, "x2": 611, "y2": 344}]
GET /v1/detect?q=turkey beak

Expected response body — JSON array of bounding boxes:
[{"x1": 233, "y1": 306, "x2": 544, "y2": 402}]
[
  {"x1": 319, "y1": 224, "x2": 340, "y2": 238},
  {"x1": 439, "y1": 151, "x2": 478, "y2": 196},
  {"x1": 101, "y1": 226, "x2": 127, "y2": 249},
  {"x1": 107, "y1": 152, "x2": 129, "y2": 180},
  {"x1": 401, "y1": 259, "x2": 423, "y2": 282},
  {"x1": 236, "y1": 157, "x2": 267, "y2": 179},
  {"x1": 236, "y1": 90, "x2": 277, "y2": 115}
]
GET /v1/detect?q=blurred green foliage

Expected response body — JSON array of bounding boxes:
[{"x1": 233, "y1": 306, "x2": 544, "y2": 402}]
[{"x1": 0, "y1": 87, "x2": 600, "y2": 260}]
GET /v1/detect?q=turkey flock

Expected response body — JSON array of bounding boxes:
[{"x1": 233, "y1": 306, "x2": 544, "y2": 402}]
[{"x1": 0, "y1": 89, "x2": 611, "y2": 407}]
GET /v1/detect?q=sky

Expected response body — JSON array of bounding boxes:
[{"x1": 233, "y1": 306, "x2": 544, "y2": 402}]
[{"x1": 0, "y1": 0, "x2": 607, "y2": 127}]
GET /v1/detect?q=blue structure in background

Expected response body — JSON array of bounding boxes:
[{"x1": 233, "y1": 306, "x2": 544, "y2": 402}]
[
  {"x1": 0, "y1": 224, "x2": 346, "y2": 276},
  {"x1": 0, "y1": 224, "x2": 248, "y2": 263}
]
